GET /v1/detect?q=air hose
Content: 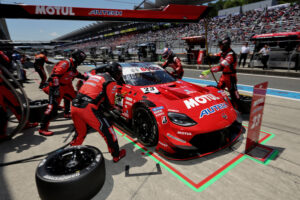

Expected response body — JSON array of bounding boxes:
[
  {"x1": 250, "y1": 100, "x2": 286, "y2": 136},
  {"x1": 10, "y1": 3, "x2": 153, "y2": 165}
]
[
  {"x1": 204, "y1": 18, "x2": 218, "y2": 85},
  {"x1": 0, "y1": 128, "x2": 75, "y2": 167},
  {"x1": 0, "y1": 65, "x2": 29, "y2": 137}
]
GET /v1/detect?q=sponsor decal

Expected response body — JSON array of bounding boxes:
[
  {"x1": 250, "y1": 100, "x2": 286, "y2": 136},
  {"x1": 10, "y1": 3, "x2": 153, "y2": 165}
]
[
  {"x1": 162, "y1": 116, "x2": 167, "y2": 124},
  {"x1": 184, "y1": 94, "x2": 220, "y2": 109},
  {"x1": 167, "y1": 133, "x2": 186, "y2": 143},
  {"x1": 184, "y1": 89, "x2": 196, "y2": 94},
  {"x1": 122, "y1": 112, "x2": 129, "y2": 118},
  {"x1": 35, "y1": 6, "x2": 75, "y2": 16},
  {"x1": 38, "y1": 159, "x2": 46, "y2": 167},
  {"x1": 89, "y1": 10, "x2": 123, "y2": 16},
  {"x1": 95, "y1": 154, "x2": 101, "y2": 162},
  {"x1": 115, "y1": 93, "x2": 123, "y2": 107},
  {"x1": 199, "y1": 103, "x2": 228, "y2": 118},
  {"x1": 177, "y1": 131, "x2": 192, "y2": 136},
  {"x1": 141, "y1": 87, "x2": 159, "y2": 94},
  {"x1": 158, "y1": 141, "x2": 168, "y2": 147},
  {"x1": 125, "y1": 101, "x2": 133, "y2": 106},
  {"x1": 152, "y1": 106, "x2": 164, "y2": 112},
  {"x1": 125, "y1": 97, "x2": 132, "y2": 102},
  {"x1": 168, "y1": 109, "x2": 179, "y2": 112},
  {"x1": 44, "y1": 172, "x2": 80, "y2": 181}
]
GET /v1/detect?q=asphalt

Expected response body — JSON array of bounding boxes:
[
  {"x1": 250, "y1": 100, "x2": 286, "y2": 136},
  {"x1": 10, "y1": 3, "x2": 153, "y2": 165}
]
[{"x1": 0, "y1": 63, "x2": 299, "y2": 200}]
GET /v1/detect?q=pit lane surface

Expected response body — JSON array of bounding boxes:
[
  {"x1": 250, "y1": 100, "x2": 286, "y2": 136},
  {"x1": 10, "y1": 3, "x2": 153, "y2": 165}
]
[{"x1": 0, "y1": 66, "x2": 299, "y2": 200}]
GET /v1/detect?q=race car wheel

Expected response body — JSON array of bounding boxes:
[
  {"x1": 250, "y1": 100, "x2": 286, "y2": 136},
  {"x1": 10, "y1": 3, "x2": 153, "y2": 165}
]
[
  {"x1": 35, "y1": 145, "x2": 105, "y2": 200},
  {"x1": 133, "y1": 106, "x2": 158, "y2": 147}
]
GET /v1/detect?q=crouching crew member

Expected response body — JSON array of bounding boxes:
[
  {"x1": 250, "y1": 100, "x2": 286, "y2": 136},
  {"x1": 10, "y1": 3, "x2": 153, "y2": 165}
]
[
  {"x1": 70, "y1": 62, "x2": 126, "y2": 162},
  {"x1": 34, "y1": 50, "x2": 54, "y2": 89},
  {"x1": 39, "y1": 49, "x2": 87, "y2": 136},
  {"x1": 201, "y1": 37, "x2": 241, "y2": 110},
  {"x1": 161, "y1": 48, "x2": 184, "y2": 79}
]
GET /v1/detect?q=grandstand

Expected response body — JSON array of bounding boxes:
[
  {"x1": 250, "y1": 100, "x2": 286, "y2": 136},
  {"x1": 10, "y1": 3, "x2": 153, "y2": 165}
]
[{"x1": 54, "y1": 1, "x2": 299, "y2": 58}]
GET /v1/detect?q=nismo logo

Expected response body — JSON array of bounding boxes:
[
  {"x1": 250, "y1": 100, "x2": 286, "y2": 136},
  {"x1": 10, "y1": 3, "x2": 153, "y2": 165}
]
[{"x1": 89, "y1": 10, "x2": 123, "y2": 16}]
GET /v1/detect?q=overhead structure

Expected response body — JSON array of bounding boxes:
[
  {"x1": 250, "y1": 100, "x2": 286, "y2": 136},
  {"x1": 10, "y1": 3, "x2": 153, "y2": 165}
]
[{"x1": 0, "y1": 4, "x2": 210, "y2": 23}]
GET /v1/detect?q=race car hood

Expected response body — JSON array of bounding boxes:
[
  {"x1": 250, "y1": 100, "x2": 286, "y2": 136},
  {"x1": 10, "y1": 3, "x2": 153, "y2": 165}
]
[{"x1": 148, "y1": 81, "x2": 237, "y2": 132}]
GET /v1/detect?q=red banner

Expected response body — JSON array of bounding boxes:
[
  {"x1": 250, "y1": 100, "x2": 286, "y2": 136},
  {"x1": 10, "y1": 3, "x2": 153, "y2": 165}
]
[
  {"x1": 245, "y1": 82, "x2": 268, "y2": 153},
  {"x1": 0, "y1": 4, "x2": 210, "y2": 22}
]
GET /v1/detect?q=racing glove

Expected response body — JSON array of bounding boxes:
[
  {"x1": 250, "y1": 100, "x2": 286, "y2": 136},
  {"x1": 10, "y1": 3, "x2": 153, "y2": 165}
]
[
  {"x1": 50, "y1": 86, "x2": 60, "y2": 98},
  {"x1": 49, "y1": 76, "x2": 60, "y2": 98},
  {"x1": 201, "y1": 69, "x2": 211, "y2": 76}
]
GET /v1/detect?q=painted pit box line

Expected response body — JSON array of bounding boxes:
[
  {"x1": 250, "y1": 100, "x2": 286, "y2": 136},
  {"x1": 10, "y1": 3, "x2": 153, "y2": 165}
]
[{"x1": 113, "y1": 125, "x2": 278, "y2": 192}]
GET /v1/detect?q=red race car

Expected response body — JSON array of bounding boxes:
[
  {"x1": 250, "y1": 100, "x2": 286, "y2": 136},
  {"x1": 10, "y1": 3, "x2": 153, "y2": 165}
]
[{"x1": 83, "y1": 62, "x2": 243, "y2": 160}]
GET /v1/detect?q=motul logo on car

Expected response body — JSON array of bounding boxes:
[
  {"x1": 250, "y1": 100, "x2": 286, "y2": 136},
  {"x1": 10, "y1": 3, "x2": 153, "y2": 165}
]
[
  {"x1": 35, "y1": 6, "x2": 75, "y2": 16},
  {"x1": 184, "y1": 94, "x2": 220, "y2": 109}
]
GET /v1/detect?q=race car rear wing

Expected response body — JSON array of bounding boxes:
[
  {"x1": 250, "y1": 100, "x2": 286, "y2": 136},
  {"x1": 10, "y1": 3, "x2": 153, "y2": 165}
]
[{"x1": 0, "y1": 4, "x2": 210, "y2": 22}]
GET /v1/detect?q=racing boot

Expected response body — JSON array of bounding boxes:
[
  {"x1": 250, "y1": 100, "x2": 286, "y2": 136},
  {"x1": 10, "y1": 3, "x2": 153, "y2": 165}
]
[
  {"x1": 23, "y1": 122, "x2": 39, "y2": 130},
  {"x1": 113, "y1": 149, "x2": 126, "y2": 163},
  {"x1": 38, "y1": 122, "x2": 53, "y2": 136},
  {"x1": 0, "y1": 134, "x2": 11, "y2": 143},
  {"x1": 64, "y1": 113, "x2": 72, "y2": 119}
]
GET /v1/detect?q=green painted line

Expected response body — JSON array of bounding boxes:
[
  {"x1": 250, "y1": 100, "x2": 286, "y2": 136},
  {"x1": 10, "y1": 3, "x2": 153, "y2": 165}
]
[
  {"x1": 113, "y1": 126, "x2": 277, "y2": 192},
  {"x1": 196, "y1": 156, "x2": 247, "y2": 192}
]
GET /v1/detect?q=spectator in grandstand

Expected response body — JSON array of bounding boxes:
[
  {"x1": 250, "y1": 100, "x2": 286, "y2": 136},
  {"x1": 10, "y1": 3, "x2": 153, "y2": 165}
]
[
  {"x1": 161, "y1": 48, "x2": 184, "y2": 79},
  {"x1": 239, "y1": 42, "x2": 250, "y2": 68},
  {"x1": 259, "y1": 44, "x2": 270, "y2": 70}
]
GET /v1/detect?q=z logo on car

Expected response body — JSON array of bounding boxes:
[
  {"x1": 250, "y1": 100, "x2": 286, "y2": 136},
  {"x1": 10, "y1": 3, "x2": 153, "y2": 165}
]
[{"x1": 141, "y1": 87, "x2": 159, "y2": 94}]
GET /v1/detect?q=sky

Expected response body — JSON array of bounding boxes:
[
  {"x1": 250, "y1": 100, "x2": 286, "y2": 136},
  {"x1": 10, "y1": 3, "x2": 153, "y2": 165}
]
[{"x1": 2, "y1": 0, "x2": 148, "y2": 41}]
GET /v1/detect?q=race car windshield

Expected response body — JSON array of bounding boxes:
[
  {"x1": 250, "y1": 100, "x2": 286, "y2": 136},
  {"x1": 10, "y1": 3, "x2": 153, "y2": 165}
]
[{"x1": 123, "y1": 70, "x2": 176, "y2": 86}]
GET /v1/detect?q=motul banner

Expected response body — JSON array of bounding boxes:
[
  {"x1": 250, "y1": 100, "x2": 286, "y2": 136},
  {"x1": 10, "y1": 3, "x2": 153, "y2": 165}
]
[
  {"x1": 245, "y1": 82, "x2": 268, "y2": 153},
  {"x1": 0, "y1": 4, "x2": 210, "y2": 22}
]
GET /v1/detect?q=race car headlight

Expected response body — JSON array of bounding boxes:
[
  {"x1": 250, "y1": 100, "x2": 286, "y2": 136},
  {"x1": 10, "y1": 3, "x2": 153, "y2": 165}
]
[{"x1": 168, "y1": 112, "x2": 197, "y2": 127}]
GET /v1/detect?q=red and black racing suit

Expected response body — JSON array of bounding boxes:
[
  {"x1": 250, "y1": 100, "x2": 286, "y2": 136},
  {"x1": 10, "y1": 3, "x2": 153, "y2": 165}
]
[
  {"x1": 162, "y1": 55, "x2": 184, "y2": 79},
  {"x1": 34, "y1": 53, "x2": 53, "y2": 88},
  {"x1": 211, "y1": 48, "x2": 241, "y2": 109},
  {"x1": 70, "y1": 74, "x2": 121, "y2": 158},
  {"x1": 40, "y1": 58, "x2": 86, "y2": 131}
]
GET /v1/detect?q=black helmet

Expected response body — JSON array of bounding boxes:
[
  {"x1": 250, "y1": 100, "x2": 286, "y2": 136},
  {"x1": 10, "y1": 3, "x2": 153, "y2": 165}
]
[
  {"x1": 71, "y1": 49, "x2": 86, "y2": 66},
  {"x1": 40, "y1": 49, "x2": 48, "y2": 55},
  {"x1": 162, "y1": 48, "x2": 173, "y2": 60},
  {"x1": 107, "y1": 62, "x2": 123, "y2": 83},
  {"x1": 218, "y1": 37, "x2": 231, "y2": 51}
]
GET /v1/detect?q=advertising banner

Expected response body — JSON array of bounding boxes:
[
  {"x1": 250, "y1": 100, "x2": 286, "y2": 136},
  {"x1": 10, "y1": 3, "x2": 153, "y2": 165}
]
[{"x1": 245, "y1": 82, "x2": 268, "y2": 153}]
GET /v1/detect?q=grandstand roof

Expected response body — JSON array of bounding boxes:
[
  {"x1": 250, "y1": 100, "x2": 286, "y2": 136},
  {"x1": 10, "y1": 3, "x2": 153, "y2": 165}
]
[
  {"x1": 0, "y1": 18, "x2": 11, "y2": 40},
  {"x1": 54, "y1": 0, "x2": 212, "y2": 42}
]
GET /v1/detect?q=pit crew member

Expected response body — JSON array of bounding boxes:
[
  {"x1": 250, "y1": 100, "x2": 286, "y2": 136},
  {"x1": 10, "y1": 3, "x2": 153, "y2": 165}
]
[
  {"x1": 161, "y1": 48, "x2": 184, "y2": 79},
  {"x1": 38, "y1": 49, "x2": 87, "y2": 136},
  {"x1": 70, "y1": 62, "x2": 126, "y2": 162},
  {"x1": 34, "y1": 50, "x2": 54, "y2": 89},
  {"x1": 200, "y1": 37, "x2": 241, "y2": 109}
]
